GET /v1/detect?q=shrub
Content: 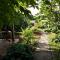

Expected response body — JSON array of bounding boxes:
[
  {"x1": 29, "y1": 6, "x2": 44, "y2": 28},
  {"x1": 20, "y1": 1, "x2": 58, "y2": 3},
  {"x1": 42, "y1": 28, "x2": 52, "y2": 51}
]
[
  {"x1": 21, "y1": 28, "x2": 35, "y2": 44},
  {"x1": 3, "y1": 43, "x2": 34, "y2": 60}
]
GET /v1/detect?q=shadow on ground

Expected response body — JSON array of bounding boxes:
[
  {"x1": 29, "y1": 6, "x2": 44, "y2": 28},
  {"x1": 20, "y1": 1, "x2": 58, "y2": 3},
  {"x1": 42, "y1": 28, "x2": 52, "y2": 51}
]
[
  {"x1": 33, "y1": 42, "x2": 60, "y2": 60},
  {"x1": 34, "y1": 50, "x2": 55, "y2": 60}
]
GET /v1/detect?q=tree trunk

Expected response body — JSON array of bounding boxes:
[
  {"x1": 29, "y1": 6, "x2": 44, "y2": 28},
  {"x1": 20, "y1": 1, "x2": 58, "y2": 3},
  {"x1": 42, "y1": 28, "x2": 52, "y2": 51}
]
[{"x1": 12, "y1": 24, "x2": 15, "y2": 43}]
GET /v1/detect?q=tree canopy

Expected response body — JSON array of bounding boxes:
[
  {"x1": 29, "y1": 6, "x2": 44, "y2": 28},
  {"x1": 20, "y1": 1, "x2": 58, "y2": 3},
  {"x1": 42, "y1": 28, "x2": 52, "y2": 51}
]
[
  {"x1": 0, "y1": 0, "x2": 38, "y2": 31},
  {"x1": 36, "y1": 0, "x2": 60, "y2": 33}
]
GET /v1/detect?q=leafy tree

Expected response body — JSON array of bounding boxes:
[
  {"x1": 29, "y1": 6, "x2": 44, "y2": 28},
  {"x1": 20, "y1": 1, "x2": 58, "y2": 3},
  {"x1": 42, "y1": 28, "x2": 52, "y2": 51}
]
[
  {"x1": 0, "y1": 0, "x2": 38, "y2": 42},
  {"x1": 37, "y1": 0, "x2": 60, "y2": 33}
]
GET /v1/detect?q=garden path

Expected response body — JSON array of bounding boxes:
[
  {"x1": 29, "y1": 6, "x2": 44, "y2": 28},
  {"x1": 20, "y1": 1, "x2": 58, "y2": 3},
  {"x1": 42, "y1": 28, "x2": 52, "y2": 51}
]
[{"x1": 34, "y1": 33, "x2": 54, "y2": 60}]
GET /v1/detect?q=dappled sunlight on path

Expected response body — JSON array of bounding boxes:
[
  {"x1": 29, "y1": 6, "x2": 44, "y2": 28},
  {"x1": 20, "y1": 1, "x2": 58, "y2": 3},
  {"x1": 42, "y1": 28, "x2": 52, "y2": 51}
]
[
  {"x1": 34, "y1": 33, "x2": 55, "y2": 60},
  {"x1": 36, "y1": 33, "x2": 49, "y2": 51}
]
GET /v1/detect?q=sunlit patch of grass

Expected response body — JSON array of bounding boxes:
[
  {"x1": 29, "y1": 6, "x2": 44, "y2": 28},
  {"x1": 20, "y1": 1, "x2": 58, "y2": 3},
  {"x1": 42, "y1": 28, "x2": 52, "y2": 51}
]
[
  {"x1": 48, "y1": 32, "x2": 60, "y2": 50},
  {"x1": 49, "y1": 41, "x2": 60, "y2": 50},
  {"x1": 48, "y1": 32, "x2": 56, "y2": 41}
]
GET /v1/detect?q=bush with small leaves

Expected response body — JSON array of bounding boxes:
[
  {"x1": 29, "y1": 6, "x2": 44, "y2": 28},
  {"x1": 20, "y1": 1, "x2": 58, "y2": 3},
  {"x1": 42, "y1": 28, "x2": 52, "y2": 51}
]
[{"x1": 3, "y1": 43, "x2": 34, "y2": 60}]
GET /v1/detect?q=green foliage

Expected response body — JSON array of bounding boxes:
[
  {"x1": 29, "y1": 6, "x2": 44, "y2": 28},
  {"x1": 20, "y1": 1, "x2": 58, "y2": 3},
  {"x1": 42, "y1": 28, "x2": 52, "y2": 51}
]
[
  {"x1": 49, "y1": 33, "x2": 60, "y2": 60},
  {"x1": 14, "y1": 19, "x2": 28, "y2": 32},
  {"x1": 0, "y1": 0, "x2": 37, "y2": 30},
  {"x1": 53, "y1": 34, "x2": 60, "y2": 43},
  {"x1": 3, "y1": 43, "x2": 34, "y2": 60},
  {"x1": 49, "y1": 40, "x2": 60, "y2": 60},
  {"x1": 22, "y1": 28, "x2": 33, "y2": 37},
  {"x1": 21, "y1": 28, "x2": 35, "y2": 44},
  {"x1": 38, "y1": 0, "x2": 60, "y2": 33},
  {"x1": 48, "y1": 32, "x2": 56, "y2": 40},
  {"x1": 48, "y1": 32, "x2": 60, "y2": 60}
]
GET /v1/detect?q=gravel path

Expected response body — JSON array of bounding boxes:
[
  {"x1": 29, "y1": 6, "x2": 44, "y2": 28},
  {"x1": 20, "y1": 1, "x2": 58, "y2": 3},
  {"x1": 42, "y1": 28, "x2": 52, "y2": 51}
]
[{"x1": 34, "y1": 33, "x2": 54, "y2": 60}]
